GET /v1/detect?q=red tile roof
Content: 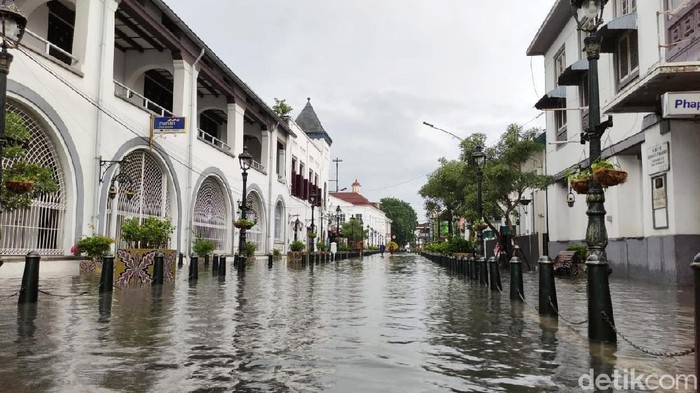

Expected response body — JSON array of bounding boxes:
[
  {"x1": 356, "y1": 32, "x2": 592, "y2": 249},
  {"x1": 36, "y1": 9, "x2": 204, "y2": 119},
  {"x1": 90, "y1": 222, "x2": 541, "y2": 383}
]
[{"x1": 330, "y1": 192, "x2": 371, "y2": 205}]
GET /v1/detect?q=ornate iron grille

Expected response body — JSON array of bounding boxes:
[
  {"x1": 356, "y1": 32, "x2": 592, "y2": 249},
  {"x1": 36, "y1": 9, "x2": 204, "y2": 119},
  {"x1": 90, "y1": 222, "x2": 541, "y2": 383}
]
[
  {"x1": 0, "y1": 101, "x2": 66, "y2": 255},
  {"x1": 193, "y1": 177, "x2": 228, "y2": 252},
  {"x1": 245, "y1": 192, "x2": 264, "y2": 251},
  {"x1": 108, "y1": 150, "x2": 171, "y2": 249}
]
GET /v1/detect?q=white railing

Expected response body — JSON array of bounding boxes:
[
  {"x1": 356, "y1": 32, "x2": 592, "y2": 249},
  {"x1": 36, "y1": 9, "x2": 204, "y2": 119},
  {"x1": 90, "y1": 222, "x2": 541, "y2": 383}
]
[
  {"x1": 197, "y1": 129, "x2": 231, "y2": 152},
  {"x1": 24, "y1": 29, "x2": 79, "y2": 66},
  {"x1": 113, "y1": 80, "x2": 174, "y2": 117},
  {"x1": 277, "y1": 174, "x2": 286, "y2": 184},
  {"x1": 251, "y1": 159, "x2": 266, "y2": 174}
]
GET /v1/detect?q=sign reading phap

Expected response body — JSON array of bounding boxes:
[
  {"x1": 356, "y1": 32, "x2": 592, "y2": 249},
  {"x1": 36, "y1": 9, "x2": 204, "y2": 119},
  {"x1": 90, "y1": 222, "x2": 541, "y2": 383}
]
[
  {"x1": 153, "y1": 117, "x2": 187, "y2": 134},
  {"x1": 662, "y1": 92, "x2": 700, "y2": 118}
]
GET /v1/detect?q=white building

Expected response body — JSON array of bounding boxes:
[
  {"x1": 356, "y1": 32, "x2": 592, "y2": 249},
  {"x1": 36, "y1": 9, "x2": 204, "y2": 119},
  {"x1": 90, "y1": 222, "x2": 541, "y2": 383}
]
[
  {"x1": 528, "y1": 0, "x2": 700, "y2": 284},
  {"x1": 329, "y1": 180, "x2": 392, "y2": 248},
  {"x1": 4, "y1": 0, "x2": 331, "y2": 256}
]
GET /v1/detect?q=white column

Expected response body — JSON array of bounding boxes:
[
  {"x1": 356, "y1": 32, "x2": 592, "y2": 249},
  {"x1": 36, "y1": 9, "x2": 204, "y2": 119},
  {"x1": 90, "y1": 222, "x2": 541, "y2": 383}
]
[
  {"x1": 172, "y1": 59, "x2": 192, "y2": 117},
  {"x1": 228, "y1": 101, "x2": 246, "y2": 156}
]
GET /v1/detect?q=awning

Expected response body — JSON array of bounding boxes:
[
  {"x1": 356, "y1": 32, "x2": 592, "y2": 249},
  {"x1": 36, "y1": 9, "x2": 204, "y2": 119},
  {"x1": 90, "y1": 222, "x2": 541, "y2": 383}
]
[
  {"x1": 534, "y1": 86, "x2": 567, "y2": 110},
  {"x1": 557, "y1": 58, "x2": 589, "y2": 86},
  {"x1": 604, "y1": 63, "x2": 700, "y2": 113},
  {"x1": 599, "y1": 13, "x2": 638, "y2": 53}
]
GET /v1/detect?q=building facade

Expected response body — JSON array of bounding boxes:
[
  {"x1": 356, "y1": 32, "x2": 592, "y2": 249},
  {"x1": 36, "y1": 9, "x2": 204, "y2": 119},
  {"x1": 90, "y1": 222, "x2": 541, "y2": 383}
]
[
  {"x1": 6, "y1": 0, "x2": 331, "y2": 257},
  {"x1": 329, "y1": 180, "x2": 392, "y2": 248},
  {"x1": 528, "y1": 0, "x2": 700, "y2": 284}
]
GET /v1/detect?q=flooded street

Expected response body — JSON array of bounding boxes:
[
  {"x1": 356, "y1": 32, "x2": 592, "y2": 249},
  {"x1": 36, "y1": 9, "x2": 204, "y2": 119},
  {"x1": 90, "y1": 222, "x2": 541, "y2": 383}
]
[{"x1": 0, "y1": 254, "x2": 695, "y2": 392}]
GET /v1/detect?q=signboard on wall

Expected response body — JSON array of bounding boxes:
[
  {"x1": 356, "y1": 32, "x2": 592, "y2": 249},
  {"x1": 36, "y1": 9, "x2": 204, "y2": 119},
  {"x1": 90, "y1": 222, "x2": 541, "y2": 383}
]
[
  {"x1": 646, "y1": 142, "x2": 670, "y2": 176},
  {"x1": 152, "y1": 117, "x2": 187, "y2": 134},
  {"x1": 662, "y1": 92, "x2": 700, "y2": 118},
  {"x1": 652, "y1": 174, "x2": 669, "y2": 229}
]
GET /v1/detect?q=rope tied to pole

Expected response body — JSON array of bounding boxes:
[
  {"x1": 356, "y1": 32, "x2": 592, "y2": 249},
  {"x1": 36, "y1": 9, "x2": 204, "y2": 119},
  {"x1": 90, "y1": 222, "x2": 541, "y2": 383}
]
[
  {"x1": 601, "y1": 311, "x2": 694, "y2": 358},
  {"x1": 0, "y1": 291, "x2": 19, "y2": 301}
]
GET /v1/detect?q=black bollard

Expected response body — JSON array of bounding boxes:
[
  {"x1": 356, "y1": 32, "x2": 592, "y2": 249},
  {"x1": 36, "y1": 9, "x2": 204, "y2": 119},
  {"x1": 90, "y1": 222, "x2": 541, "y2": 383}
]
[
  {"x1": 178, "y1": 252, "x2": 184, "y2": 269},
  {"x1": 268, "y1": 254, "x2": 273, "y2": 268},
  {"x1": 212, "y1": 254, "x2": 219, "y2": 276},
  {"x1": 692, "y1": 253, "x2": 700, "y2": 377},
  {"x1": 510, "y1": 253, "x2": 524, "y2": 302},
  {"x1": 153, "y1": 251, "x2": 165, "y2": 286},
  {"x1": 189, "y1": 253, "x2": 199, "y2": 281},
  {"x1": 99, "y1": 252, "x2": 115, "y2": 294},
  {"x1": 218, "y1": 255, "x2": 226, "y2": 276},
  {"x1": 539, "y1": 256, "x2": 558, "y2": 316},
  {"x1": 479, "y1": 257, "x2": 488, "y2": 286},
  {"x1": 204, "y1": 253, "x2": 210, "y2": 267},
  {"x1": 466, "y1": 256, "x2": 472, "y2": 279},
  {"x1": 469, "y1": 257, "x2": 477, "y2": 280},
  {"x1": 233, "y1": 254, "x2": 239, "y2": 269},
  {"x1": 488, "y1": 256, "x2": 502, "y2": 292},
  {"x1": 18, "y1": 251, "x2": 41, "y2": 304},
  {"x1": 302, "y1": 253, "x2": 307, "y2": 266}
]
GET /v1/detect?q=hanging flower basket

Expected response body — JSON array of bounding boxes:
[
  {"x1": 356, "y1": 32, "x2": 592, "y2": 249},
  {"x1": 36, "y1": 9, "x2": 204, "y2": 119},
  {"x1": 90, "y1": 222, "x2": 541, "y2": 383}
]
[
  {"x1": 593, "y1": 168, "x2": 628, "y2": 187},
  {"x1": 4, "y1": 180, "x2": 34, "y2": 194},
  {"x1": 233, "y1": 219, "x2": 255, "y2": 229},
  {"x1": 307, "y1": 232, "x2": 317, "y2": 238},
  {"x1": 570, "y1": 178, "x2": 590, "y2": 194},
  {"x1": 473, "y1": 223, "x2": 488, "y2": 231}
]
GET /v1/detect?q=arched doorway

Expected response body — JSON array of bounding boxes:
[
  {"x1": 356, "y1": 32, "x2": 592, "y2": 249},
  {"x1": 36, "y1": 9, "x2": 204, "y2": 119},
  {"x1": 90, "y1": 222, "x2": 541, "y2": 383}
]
[
  {"x1": 106, "y1": 149, "x2": 172, "y2": 248},
  {"x1": 244, "y1": 191, "x2": 265, "y2": 252},
  {"x1": 0, "y1": 100, "x2": 67, "y2": 255},
  {"x1": 193, "y1": 177, "x2": 229, "y2": 253}
]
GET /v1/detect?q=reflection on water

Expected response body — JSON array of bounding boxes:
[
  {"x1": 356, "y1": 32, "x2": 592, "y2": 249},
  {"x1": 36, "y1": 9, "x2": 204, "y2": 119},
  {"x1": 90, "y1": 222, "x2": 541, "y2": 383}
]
[{"x1": 0, "y1": 254, "x2": 694, "y2": 392}]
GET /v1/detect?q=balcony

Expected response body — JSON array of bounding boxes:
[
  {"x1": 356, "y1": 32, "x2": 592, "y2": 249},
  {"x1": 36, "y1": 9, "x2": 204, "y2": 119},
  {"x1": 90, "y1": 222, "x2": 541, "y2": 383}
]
[
  {"x1": 23, "y1": 29, "x2": 80, "y2": 68},
  {"x1": 197, "y1": 129, "x2": 231, "y2": 154},
  {"x1": 114, "y1": 81, "x2": 174, "y2": 117}
]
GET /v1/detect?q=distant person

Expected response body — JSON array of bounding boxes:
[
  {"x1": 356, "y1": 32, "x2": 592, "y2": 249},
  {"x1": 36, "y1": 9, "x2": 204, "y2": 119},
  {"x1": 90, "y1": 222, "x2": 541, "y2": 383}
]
[{"x1": 379, "y1": 243, "x2": 386, "y2": 257}]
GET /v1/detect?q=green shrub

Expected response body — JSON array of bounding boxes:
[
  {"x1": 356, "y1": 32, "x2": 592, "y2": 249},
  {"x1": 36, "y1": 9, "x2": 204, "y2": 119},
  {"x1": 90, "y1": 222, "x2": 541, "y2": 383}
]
[
  {"x1": 565, "y1": 244, "x2": 588, "y2": 263},
  {"x1": 447, "y1": 236, "x2": 472, "y2": 254},
  {"x1": 272, "y1": 248, "x2": 281, "y2": 256},
  {"x1": 245, "y1": 241, "x2": 256, "y2": 257},
  {"x1": 317, "y1": 241, "x2": 328, "y2": 251},
  {"x1": 289, "y1": 240, "x2": 305, "y2": 252},
  {"x1": 192, "y1": 236, "x2": 215, "y2": 256},
  {"x1": 77, "y1": 233, "x2": 115, "y2": 262},
  {"x1": 120, "y1": 217, "x2": 174, "y2": 248}
]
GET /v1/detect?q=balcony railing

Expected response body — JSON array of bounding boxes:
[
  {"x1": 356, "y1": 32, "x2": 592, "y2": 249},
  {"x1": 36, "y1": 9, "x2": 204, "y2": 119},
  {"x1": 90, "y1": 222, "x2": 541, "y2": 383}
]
[
  {"x1": 251, "y1": 159, "x2": 266, "y2": 174},
  {"x1": 197, "y1": 129, "x2": 231, "y2": 152},
  {"x1": 114, "y1": 80, "x2": 174, "y2": 117},
  {"x1": 24, "y1": 29, "x2": 79, "y2": 66},
  {"x1": 277, "y1": 174, "x2": 286, "y2": 184}
]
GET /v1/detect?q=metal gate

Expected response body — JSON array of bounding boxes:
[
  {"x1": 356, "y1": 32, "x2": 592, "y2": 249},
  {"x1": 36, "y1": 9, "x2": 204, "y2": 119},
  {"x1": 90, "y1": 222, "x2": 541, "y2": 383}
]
[{"x1": 193, "y1": 177, "x2": 228, "y2": 253}]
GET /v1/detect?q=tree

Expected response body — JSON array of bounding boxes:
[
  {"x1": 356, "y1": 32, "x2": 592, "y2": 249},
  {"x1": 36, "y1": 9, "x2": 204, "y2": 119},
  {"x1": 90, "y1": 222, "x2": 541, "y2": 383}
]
[
  {"x1": 380, "y1": 197, "x2": 417, "y2": 247},
  {"x1": 272, "y1": 98, "x2": 293, "y2": 117},
  {"x1": 419, "y1": 158, "x2": 468, "y2": 237}
]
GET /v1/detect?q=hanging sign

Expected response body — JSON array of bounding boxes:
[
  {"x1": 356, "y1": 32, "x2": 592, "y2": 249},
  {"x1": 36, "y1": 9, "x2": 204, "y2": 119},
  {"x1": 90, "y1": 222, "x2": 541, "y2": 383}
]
[
  {"x1": 152, "y1": 117, "x2": 187, "y2": 134},
  {"x1": 662, "y1": 92, "x2": 700, "y2": 118}
]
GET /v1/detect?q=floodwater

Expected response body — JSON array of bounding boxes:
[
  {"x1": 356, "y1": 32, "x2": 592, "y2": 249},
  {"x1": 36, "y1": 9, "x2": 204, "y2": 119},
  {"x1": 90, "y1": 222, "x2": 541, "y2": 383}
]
[{"x1": 0, "y1": 254, "x2": 695, "y2": 392}]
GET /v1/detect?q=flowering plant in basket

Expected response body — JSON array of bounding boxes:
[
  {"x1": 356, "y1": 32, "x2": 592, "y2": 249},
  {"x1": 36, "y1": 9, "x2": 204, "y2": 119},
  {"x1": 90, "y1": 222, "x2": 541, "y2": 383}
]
[
  {"x1": 566, "y1": 168, "x2": 591, "y2": 194},
  {"x1": 591, "y1": 159, "x2": 627, "y2": 187},
  {"x1": 233, "y1": 218, "x2": 256, "y2": 229}
]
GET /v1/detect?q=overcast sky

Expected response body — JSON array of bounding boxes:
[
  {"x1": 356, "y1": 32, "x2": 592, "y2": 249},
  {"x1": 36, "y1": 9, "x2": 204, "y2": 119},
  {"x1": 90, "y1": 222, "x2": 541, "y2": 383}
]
[{"x1": 168, "y1": 0, "x2": 554, "y2": 220}]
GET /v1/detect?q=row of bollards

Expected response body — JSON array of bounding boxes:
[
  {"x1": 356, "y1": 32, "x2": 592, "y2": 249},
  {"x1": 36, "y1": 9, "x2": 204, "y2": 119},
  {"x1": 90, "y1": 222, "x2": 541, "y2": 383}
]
[{"x1": 420, "y1": 246, "x2": 557, "y2": 320}]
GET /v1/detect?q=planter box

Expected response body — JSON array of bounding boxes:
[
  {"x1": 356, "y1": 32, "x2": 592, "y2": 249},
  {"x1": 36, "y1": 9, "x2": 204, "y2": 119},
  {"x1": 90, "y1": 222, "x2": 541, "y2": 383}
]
[{"x1": 114, "y1": 248, "x2": 177, "y2": 288}]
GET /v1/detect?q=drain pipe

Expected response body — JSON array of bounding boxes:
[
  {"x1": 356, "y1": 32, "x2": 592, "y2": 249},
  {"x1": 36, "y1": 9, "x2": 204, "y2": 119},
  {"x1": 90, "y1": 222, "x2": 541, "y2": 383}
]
[{"x1": 186, "y1": 48, "x2": 205, "y2": 253}]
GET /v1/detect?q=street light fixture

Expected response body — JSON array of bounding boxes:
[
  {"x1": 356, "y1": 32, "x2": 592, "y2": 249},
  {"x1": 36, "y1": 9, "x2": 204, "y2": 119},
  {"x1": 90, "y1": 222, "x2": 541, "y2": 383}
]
[
  {"x1": 335, "y1": 205, "x2": 341, "y2": 242},
  {"x1": 471, "y1": 145, "x2": 486, "y2": 258},
  {"x1": 0, "y1": 0, "x2": 26, "y2": 215},
  {"x1": 570, "y1": 0, "x2": 616, "y2": 344},
  {"x1": 237, "y1": 146, "x2": 253, "y2": 271}
]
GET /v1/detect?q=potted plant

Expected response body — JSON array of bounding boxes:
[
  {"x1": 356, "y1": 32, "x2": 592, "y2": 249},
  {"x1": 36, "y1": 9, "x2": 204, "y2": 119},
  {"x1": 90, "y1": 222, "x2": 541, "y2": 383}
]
[
  {"x1": 272, "y1": 248, "x2": 282, "y2": 259},
  {"x1": 472, "y1": 219, "x2": 488, "y2": 231},
  {"x1": 233, "y1": 218, "x2": 256, "y2": 229},
  {"x1": 567, "y1": 168, "x2": 592, "y2": 194},
  {"x1": 591, "y1": 158, "x2": 627, "y2": 187},
  {"x1": 307, "y1": 231, "x2": 317, "y2": 238},
  {"x1": 76, "y1": 232, "x2": 115, "y2": 273},
  {"x1": 192, "y1": 235, "x2": 215, "y2": 257},
  {"x1": 115, "y1": 216, "x2": 176, "y2": 288},
  {"x1": 288, "y1": 240, "x2": 305, "y2": 265},
  {"x1": 245, "y1": 241, "x2": 256, "y2": 258}
]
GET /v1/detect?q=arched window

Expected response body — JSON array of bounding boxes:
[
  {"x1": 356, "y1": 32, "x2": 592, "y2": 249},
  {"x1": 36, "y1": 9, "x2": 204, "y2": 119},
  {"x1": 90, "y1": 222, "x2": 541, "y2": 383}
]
[
  {"x1": 274, "y1": 202, "x2": 283, "y2": 241},
  {"x1": 193, "y1": 177, "x2": 228, "y2": 252},
  {"x1": 0, "y1": 101, "x2": 67, "y2": 255}
]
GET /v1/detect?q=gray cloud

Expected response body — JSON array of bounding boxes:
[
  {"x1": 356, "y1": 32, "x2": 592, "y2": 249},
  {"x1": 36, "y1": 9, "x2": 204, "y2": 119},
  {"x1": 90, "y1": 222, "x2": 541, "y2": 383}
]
[{"x1": 167, "y1": 0, "x2": 554, "y2": 219}]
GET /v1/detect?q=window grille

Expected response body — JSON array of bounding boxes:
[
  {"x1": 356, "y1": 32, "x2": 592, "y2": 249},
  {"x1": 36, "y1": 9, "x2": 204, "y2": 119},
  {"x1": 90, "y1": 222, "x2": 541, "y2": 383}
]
[
  {"x1": 193, "y1": 177, "x2": 228, "y2": 252},
  {"x1": 1, "y1": 101, "x2": 66, "y2": 255}
]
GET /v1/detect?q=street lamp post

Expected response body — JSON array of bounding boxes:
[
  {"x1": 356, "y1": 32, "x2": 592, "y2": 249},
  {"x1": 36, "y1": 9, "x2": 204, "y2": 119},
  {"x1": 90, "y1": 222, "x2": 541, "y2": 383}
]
[
  {"x1": 237, "y1": 146, "x2": 253, "y2": 271},
  {"x1": 0, "y1": 0, "x2": 27, "y2": 218},
  {"x1": 335, "y1": 205, "x2": 341, "y2": 243},
  {"x1": 472, "y1": 145, "x2": 486, "y2": 257},
  {"x1": 309, "y1": 191, "x2": 317, "y2": 253},
  {"x1": 571, "y1": 0, "x2": 616, "y2": 344},
  {"x1": 350, "y1": 216, "x2": 355, "y2": 251},
  {"x1": 294, "y1": 217, "x2": 301, "y2": 242}
]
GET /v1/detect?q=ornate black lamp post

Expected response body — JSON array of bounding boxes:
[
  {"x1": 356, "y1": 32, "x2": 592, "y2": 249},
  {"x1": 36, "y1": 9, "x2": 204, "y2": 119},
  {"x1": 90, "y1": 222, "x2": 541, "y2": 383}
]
[
  {"x1": 309, "y1": 190, "x2": 317, "y2": 253},
  {"x1": 335, "y1": 205, "x2": 341, "y2": 242},
  {"x1": 350, "y1": 216, "x2": 355, "y2": 250},
  {"x1": 571, "y1": 0, "x2": 615, "y2": 344},
  {"x1": 0, "y1": 0, "x2": 26, "y2": 216},
  {"x1": 293, "y1": 217, "x2": 301, "y2": 242},
  {"x1": 471, "y1": 145, "x2": 486, "y2": 257},
  {"x1": 237, "y1": 146, "x2": 253, "y2": 271}
]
